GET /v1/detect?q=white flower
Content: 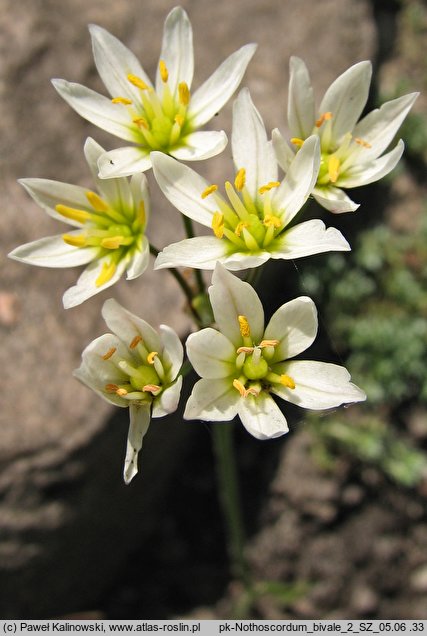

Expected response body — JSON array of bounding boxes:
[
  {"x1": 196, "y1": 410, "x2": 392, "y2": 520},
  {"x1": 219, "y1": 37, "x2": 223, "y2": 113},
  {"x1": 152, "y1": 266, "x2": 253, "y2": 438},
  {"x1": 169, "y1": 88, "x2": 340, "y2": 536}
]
[
  {"x1": 8, "y1": 138, "x2": 150, "y2": 308},
  {"x1": 74, "y1": 298, "x2": 183, "y2": 483},
  {"x1": 152, "y1": 88, "x2": 350, "y2": 272},
  {"x1": 184, "y1": 263, "x2": 365, "y2": 439},
  {"x1": 52, "y1": 7, "x2": 256, "y2": 178},
  {"x1": 273, "y1": 57, "x2": 419, "y2": 213}
]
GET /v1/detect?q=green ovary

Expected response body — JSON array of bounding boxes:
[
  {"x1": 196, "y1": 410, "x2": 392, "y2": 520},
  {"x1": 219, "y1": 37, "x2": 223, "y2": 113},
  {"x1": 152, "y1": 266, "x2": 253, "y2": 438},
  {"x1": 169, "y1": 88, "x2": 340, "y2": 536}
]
[
  {"x1": 243, "y1": 354, "x2": 269, "y2": 380},
  {"x1": 129, "y1": 365, "x2": 160, "y2": 391}
]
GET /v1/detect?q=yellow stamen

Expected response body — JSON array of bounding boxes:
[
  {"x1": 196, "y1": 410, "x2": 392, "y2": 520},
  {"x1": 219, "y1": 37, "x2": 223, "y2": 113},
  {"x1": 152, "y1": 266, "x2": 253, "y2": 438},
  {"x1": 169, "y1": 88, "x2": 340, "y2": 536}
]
[
  {"x1": 246, "y1": 386, "x2": 261, "y2": 397},
  {"x1": 315, "y1": 111, "x2": 333, "y2": 128},
  {"x1": 212, "y1": 212, "x2": 224, "y2": 239},
  {"x1": 95, "y1": 261, "x2": 116, "y2": 287},
  {"x1": 86, "y1": 191, "x2": 109, "y2": 212},
  {"x1": 147, "y1": 351, "x2": 158, "y2": 365},
  {"x1": 280, "y1": 374, "x2": 296, "y2": 389},
  {"x1": 159, "y1": 60, "x2": 169, "y2": 83},
  {"x1": 101, "y1": 236, "x2": 124, "y2": 250},
  {"x1": 174, "y1": 114, "x2": 185, "y2": 127},
  {"x1": 290, "y1": 137, "x2": 304, "y2": 147},
  {"x1": 259, "y1": 339, "x2": 279, "y2": 348},
  {"x1": 238, "y1": 315, "x2": 251, "y2": 338},
  {"x1": 127, "y1": 73, "x2": 150, "y2": 90},
  {"x1": 263, "y1": 214, "x2": 282, "y2": 228},
  {"x1": 201, "y1": 184, "x2": 218, "y2": 199},
  {"x1": 259, "y1": 181, "x2": 280, "y2": 195},
  {"x1": 105, "y1": 383, "x2": 120, "y2": 393},
  {"x1": 102, "y1": 347, "x2": 117, "y2": 360},
  {"x1": 111, "y1": 97, "x2": 133, "y2": 105},
  {"x1": 133, "y1": 116, "x2": 149, "y2": 129},
  {"x1": 235, "y1": 221, "x2": 248, "y2": 237},
  {"x1": 236, "y1": 346, "x2": 254, "y2": 354},
  {"x1": 234, "y1": 168, "x2": 246, "y2": 192},
  {"x1": 116, "y1": 388, "x2": 128, "y2": 396},
  {"x1": 178, "y1": 82, "x2": 190, "y2": 106},
  {"x1": 62, "y1": 234, "x2": 87, "y2": 247},
  {"x1": 233, "y1": 379, "x2": 247, "y2": 397},
  {"x1": 328, "y1": 155, "x2": 340, "y2": 183},
  {"x1": 56, "y1": 204, "x2": 91, "y2": 224},
  {"x1": 143, "y1": 384, "x2": 161, "y2": 394},
  {"x1": 129, "y1": 335, "x2": 142, "y2": 349},
  {"x1": 354, "y1": 137, "x2": 372, "y2": 149}
]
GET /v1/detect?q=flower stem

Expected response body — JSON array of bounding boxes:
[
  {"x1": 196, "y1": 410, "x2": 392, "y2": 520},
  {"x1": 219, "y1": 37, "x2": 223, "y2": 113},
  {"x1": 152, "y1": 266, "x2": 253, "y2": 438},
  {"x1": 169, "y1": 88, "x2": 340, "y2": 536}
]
[{"x1": 211, "y1": 423, "x2": 250, "y2": 586}]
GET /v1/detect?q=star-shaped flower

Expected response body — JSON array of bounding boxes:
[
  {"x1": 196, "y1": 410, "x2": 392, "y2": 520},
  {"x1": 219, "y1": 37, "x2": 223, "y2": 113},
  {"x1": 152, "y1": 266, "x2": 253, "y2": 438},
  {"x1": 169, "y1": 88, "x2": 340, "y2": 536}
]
[
  {"x1": 184, "y1": 263, "x2": 366, "y2": 439},
  {"x1": 272, "y1": 57, "x2": 418, "y2": 213},
  {"x1": 152, "y1": 88, "x2": 350, "y2": 272},
  {"x1": 9, "y1": 138, "x2": 150, "y2": 308},
  {"x1": 74, "y1": 298, "x2": 184, "y2": 483},
  {"x1": 52, "y1": 7, "x2": 256, "y2": 178}
]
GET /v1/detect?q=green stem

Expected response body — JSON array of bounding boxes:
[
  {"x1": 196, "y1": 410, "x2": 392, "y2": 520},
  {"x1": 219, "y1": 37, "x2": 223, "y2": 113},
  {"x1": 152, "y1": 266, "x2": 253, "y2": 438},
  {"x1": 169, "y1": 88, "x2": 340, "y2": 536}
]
[
  {"x1": 211, "y1": 423, "x2": 250, "y2": 586},
  {"x1": 182, "y1": 216, "x2": 206, "y2": 295}
]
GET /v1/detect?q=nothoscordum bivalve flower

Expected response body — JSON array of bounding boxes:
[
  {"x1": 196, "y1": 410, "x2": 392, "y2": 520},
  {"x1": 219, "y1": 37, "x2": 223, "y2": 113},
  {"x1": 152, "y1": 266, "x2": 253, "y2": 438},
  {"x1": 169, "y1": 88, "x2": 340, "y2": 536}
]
[
  {"x1": 74, "y1": 299, "x2": 183, "y2": 483},
  {"x1": 152, "y1": 88, "x2": 350, "y2": 272},
  {"x1": 184, "y1": 263, "x2": 366, "y2": 439},
  {"x1": 8, "y1": 138, "x2": 150, "y2": 308},
  {"x1": 52, "y1": 7, "x2": 256, "y2": 178},
  {"x1": 272, "y1": 57, "x2": 419, "y2": 213}
]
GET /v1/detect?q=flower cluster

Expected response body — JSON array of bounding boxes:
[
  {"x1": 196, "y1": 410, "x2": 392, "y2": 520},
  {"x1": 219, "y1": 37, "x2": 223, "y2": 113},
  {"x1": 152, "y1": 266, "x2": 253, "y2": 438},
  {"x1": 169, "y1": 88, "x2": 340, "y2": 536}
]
[{"x1": 10, "y1": 6, "x2": 418, "y2": 482}]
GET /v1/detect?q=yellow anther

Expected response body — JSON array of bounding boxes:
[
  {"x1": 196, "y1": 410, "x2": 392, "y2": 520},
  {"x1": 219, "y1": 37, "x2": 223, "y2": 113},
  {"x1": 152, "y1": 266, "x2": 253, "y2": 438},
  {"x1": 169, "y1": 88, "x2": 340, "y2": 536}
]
[
  {"x1": 86, "y1": 191, "x2": 109, "y2": 212},
  {"x1": 280, "y1": 374, "x2": 296, "y2": 389},
  {"x1": 129, "y1": 335, "x2": 142, "y2": 349},
  {"x1": 353, "y1": 137, "x2": 372, "y2": 149},
  {"x1": 246, "y1": 386, "x2": 261, "y2": 397},
  {"x1": 178, "y1": 82, "x2": 190, "y2": 106},
  {"x1": 62, "y1": 234, "x2": 87, "y2": 247},
  {"x1": 212, "y1": 212, "x2": 224, "y2": 239},
  {"x1": 233, "y1": 379, "x2": 247, "y2": 397},
  {"x1": 235, "y1": 221, "x2": 248, "y2": 237},
  {"x1": 263, "y1": 214, "x2": 282, "y2": 228},
  {"x1": 236, "y1": 346, "x2": 254, "y2": 354},
  {"x1": 102, "y1": 347, "x2": 117, "y2": 360},
  {"x1": 116, "y1": 388, "x2": 128, "y2": 396},
  {"x1": 105, "y1": 383, "x2": 120, "y2": 393},
  {"x1": 259, "y1": 339, "x2": 279, "y2": 348},
  {"x1": 133, "y1": 116, "x2": 149, "y2": 129},
  {"x1": 111, "y1": 97, "x2": 133, "y2": 105},
  {"x1": 143, "y1": 384, "x2": 161, "y2": 394},
  {"x1": 147, "y1": 351, "x2": 158, "y2": 365},
  {"x1": 95, "y1": 261, "x2": 116, "y2": 287},
  {"x1": 174, "y1": 114, "x2": 185, "y2": 127},
  {"x1": 259, "y1": 181, "x2": 280, "y2": 195},
  {"x1": 159, "y1": 60, "x2": 169, "y2": 83},
  {"x1": 56, "y1": 204, "x2": 91, "y2": 224},
  {"x1": 290, "y1": 137, "x2": 304, "y2": 147},
  {"x1": 201, "y1": 184, "x2": 218, "y2": 199},
  {"x1": 315, "y1": 111, "x2": 333, "y2": 128},
  {"x1": 101, "y1": 236, "x2": 124, "y2": 250},
  {"x1": 238, "y1": 315, "x2": 251, "y2": 338},
  {"x1": 127, "y1": 73, "x2": 150, "y2": 90},
  {"x1": 328, "y1": 155, "x2": 340, "y2": 183},
  {"x1": 234, "y1": 168, "x2": 246, "y2": 192}
]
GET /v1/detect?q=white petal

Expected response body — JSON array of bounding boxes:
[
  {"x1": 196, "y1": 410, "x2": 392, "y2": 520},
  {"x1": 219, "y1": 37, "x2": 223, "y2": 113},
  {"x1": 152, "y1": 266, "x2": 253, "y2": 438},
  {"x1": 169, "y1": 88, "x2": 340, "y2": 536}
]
[
  {"x1": 130, "y1": 172, "x2": 150, "y2": 223},
  {"x1": 186, "y1": 328, "x2": 236, "y2": 379},
  {"x1": 156, "y1": 7, "x2": 193, "y2": 95},
  {"x1": 271, "y1": 128, "x2": 296, "y2": 173},
  {"x1": 170, "y1": 130, "x2": 228, "y2": 161},
  {"x1": 273, "y1": 135, "x2": 320, "y2": 225},
  {"x1": 338, "y1": 140, "x2": 405, "y2": 188},
  {"x1": 62, "y1": 256, "x2": 127, "y2": 309},
  {"x1": 313, "y1": 186, "x2": 360, "y2": 213},
  {"x1": 189, "y1": 43, "x2": 257, "y2": 126},
  {"x1": 154, "y1": 236, "x2": 229, "y2": 270},
  {"x1": 287, "y1": 56, "x2": 315, "y2": 139},
  {"x1": 52, "y1": 79, "x2": 136, "y2": 142},
  {"x1": 264, "y1": 296, "x2": 318, "y2": 362},
  {"x1": 19, "y1": 178, "x2": 92, "y2": 227},
  {"x1": 210, "y1": 262, "x2": 264, "y2": 345},
  {"x1": 184, "y1": 378, "x2": 240, "y2": 421},
  {"x1": 152, "y1": 376, "x2": 183, "y2": 418},
  {"x1": 102, "y1": 297, "x2": 161, "y2": 353},
  {"x1": 220, "y1": 251, "x2": 271, "y2": 270},
  {"x1": 319, "y1": 61, "x2": 372, "y2": 144},
  {"x1": 238, "y1": 393, "x2": 288, "y2": 440},
  {"x1": 159, "y1": 324, "x2": 184, "y2": 380},
  {"x1": 126, "y1": 237, "x2": 150, "y2": 280},
  {"x1": 151, "y1": 152, "x2": 217, "y2": 226},
  {"x1": 271, "y1": 360, "x2": 366, "y2": 410},
  {"x1": 123, "y1": 404, "x2": 151, "y2": 484},
  {"x1": 232, "y1": 88, "x2": 277, "y2": 204},
  {"x1": 271, "y1": 220, "x2": 350, "y2": 259},
  {"x1": 9, "y1": 234, "x2": 97, "y2": 268},
  {"x1": 97, "y1": 146, "x2": 151, "y2": 178},
  {"x1": 89, "y1": 24, "x2": 153, "y2": 100}
]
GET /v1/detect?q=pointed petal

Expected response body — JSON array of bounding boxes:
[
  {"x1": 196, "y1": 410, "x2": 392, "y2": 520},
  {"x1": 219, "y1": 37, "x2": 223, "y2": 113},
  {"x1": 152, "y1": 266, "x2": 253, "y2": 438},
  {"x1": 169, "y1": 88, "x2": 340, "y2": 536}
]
[
  {"x1": 101, "y1": 298, "x2": 161, "y2": 353},
  {"x1": 287, "y1": 56, "x2": 315, "y2": 139},
  {"x1": 319, "y1": 61, "x2": 372, "y2": 144},
  {"x1": 313, "y1": 186, "x2": 360, "y2": 213},
  {"x1": 338, "y1": 140, "x2": 405, "y2": 188},
  {"x1": 126, "y1": 237, "x2": 150, "y2": 280},
  {"x1": 9, "y1": 234, "x2": 97, "y2": 268},
  {"x1": 221, "y1": 251, "x2": 271, "y2": 271},
  {"x1": 170, "y1": 130, "x2": 228, "y2": 161},
  {"x1": 62, "y1": 256, "x2": 127, "y2": 309},
  {"x1": 271, "y1": 128, "x2": 296, "y2": 173},
  {"x1": 155, "y1": 236, "x2": 229, "y2": 270},
  {"x1": 123, "y1": 404, "x2": 151, "y2": 484},
  {"x1": 189, "y1": 43, "x2": 257, "y2": 126},
  {"x1": 98, "y1": 146, "x2": 151, "y2": 178},
  {"x1": 184, "y1": 378, "x2": 240, "y2": 421},
  {"x1": 271, "y1": 220, "x2": 350, "y2": 259},
  {"x1": 18, "y1": 178, "x2": 93, "y2": 227},
  {"x1": 264, "y1": 296, "x2": 318, "y2": 362},
  {"x1": 186, "y1": 328, "x2": 236, "y2": 379},
  {"x1": 209, "y1": 262, "x2": 264, "y2": 345},
  {"x1": 159, "y1": 324, "x2": 184, "y2": 380},
  {"x1": 231, "y1": 88, "x2": 277, "y2": 204},
  {"x1": 152, "y1": 376, "x2": 183, "y2": 418},
  {"x1": 271, "y1": 360, "x2": 366, "y2": 409},
  {"x1": 89, "y1": 24, "x2": 153, "y2": 100},
  {"x1": 156, "y1": 7, "x2": 193, "y2": 94},
  {"x1": 130, "y1": 171, "x2": 150, "y2": 224},
  {"x1": 238, "y1": 393, "x2": 288, "y2": 440},
  {"x1": 52, "y1": 79, "x2": 136, "y2": 142}
]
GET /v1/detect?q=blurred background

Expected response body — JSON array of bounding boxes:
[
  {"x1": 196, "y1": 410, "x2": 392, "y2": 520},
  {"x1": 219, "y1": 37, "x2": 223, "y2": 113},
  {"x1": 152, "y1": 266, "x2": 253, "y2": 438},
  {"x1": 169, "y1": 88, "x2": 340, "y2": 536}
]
[{"x1": 1, "y1": 0, "x2": 426, "y2": 620}]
